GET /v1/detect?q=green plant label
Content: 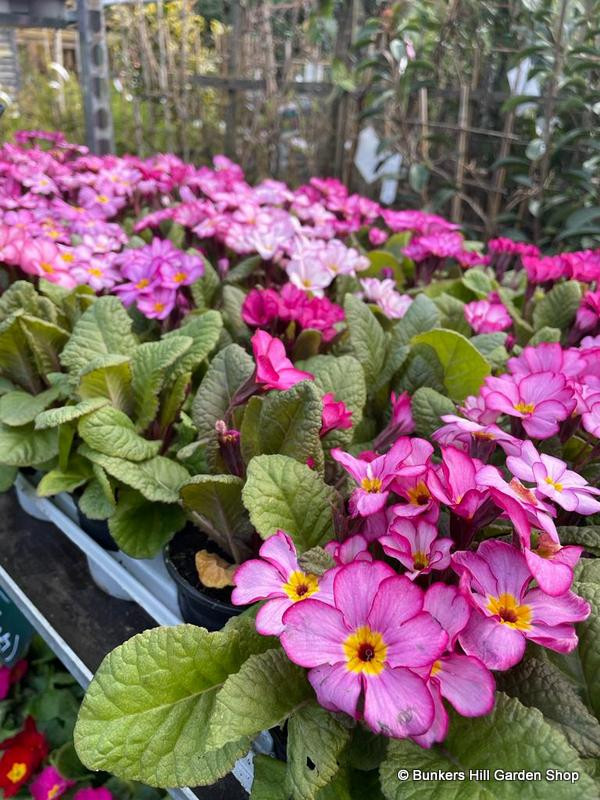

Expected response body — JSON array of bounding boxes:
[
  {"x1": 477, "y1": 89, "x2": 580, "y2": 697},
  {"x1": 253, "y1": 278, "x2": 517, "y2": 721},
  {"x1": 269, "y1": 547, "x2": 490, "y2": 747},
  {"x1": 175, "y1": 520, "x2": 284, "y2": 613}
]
[{"x1": 0, "y1": 589, "x2": 33, "y2": 666}]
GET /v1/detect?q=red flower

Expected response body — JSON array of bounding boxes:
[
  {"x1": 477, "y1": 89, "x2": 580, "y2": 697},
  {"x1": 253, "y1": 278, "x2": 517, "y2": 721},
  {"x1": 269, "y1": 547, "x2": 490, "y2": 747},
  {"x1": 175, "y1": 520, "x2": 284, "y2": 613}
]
[
  {"x1": 0, "y1": 746, "x2": 36, "y2": 797},
  {"x1": 0, "y1": 717, "x2": 48, "y2": 766}
]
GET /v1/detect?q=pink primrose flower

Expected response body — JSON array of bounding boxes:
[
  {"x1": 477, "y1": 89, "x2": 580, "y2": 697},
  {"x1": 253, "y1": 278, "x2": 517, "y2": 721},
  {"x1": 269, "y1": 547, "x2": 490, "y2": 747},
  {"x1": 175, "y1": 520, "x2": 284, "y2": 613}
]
[
  {"x1": 30, "y1": 766, "x2": 74, "y2": 800},
  {"x1": 481, "y1": 371, "x2": 576, "y2": 439},
  {"x1": 232, "y1": 531, "x2": 333, "y2": 636},
  {"x1": 251, "y1": 330, "x2": 314, "y2": 391},
  {"x1": 280, "y1": 560, "x2": 448, "y2": 738},
  {"x1": 453, "y1": 540, "x2": 590, "y2": 670},
  {"x1": 320, "y1": 393, "x2": 353, "y2": 437},
  {"x1": 379, "y1": 519, "x2": 452, "y2": 579},
  {"x1": 464, "y1": 299, "x2": 512, "y2": 334}
]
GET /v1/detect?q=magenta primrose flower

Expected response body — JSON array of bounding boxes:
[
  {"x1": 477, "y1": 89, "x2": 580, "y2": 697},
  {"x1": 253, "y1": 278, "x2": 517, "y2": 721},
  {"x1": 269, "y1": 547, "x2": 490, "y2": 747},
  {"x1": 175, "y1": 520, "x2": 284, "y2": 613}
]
[
  {"x1": 320, "y1": 393, "x2": 352, "y2": 437},
  {"x1": 453, "y1": 540, "x2": 590, "y2": 671},
  {"x1": 280, "y1": 560, "x2": 448, "y2": 738},
  {"x1": 251, "y1": 330, "x2": 314, "y2": 391},
  {"x1": 232, "y1": 531, "x2": 332, "y2": 635},
  {"x1": 481, "y1": 371, "x2": 576, "y2": 439},
  {"x1": 30, "y1": 766, "x2": 74, "y2": 800},
  {"x1": 331, "y1": 439, "x2": 421, "y2": 517}
]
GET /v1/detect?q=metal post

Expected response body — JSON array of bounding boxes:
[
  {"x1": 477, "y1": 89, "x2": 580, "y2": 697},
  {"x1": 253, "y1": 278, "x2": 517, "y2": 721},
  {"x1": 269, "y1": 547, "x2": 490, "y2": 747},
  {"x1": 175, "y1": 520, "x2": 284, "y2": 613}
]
[{"x1": 77, "y1": 0, "x2": 114, "y2": 154}]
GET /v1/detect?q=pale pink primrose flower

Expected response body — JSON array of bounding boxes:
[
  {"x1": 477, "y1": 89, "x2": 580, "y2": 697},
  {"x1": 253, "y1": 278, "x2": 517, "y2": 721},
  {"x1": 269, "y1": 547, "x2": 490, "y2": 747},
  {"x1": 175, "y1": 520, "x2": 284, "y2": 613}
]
[
  {"x1": 506, "y1": 441, "x2": 600, "y2": 515},
  {"x1": 453, "y1": 540, "x2": 589, "y2": 671},
  {"x1": 280, "y1": 560, "x2": 448, "y2": 738},
  {"x1": 136, "y1": 287, "x2": 177, "y2": 320},
  {"x1": 232, "y1": 531, "x2": 333, "y2": 635}
]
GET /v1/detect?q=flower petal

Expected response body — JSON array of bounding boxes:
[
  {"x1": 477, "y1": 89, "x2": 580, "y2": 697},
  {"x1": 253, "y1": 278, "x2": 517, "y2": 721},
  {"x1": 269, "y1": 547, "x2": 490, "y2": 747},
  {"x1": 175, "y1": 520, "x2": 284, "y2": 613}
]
[
  {"x1": 435, "y1": 654, "x2": 496, "y2": 716},
  {"x1": 384, "y1": 612, "x2": 448, "y2": 669},
  {"x1": 231, "y1": 559, "x2": 285, "y2": 605},
  {"x1": 458, "y1": 611, "x2": 526, "y2": 671},
  {"x1": 255, "y1": 597, "x2": 292, "y2": 636},
  {"x1": 363, "y1": 667, "x2": 435, "y2": 738},
  {"x1": 423, "y1": 583, "x2": 471, "y2": 646},
  {"x1": 333, "y1": 561, "x2": 396, "y2": 630},
  {"x1": 307, "y1": 662, "x2": 361, "y2": 718},
  {"x1": 281, "y1": 599, "x2": 347, "y2": 667}
]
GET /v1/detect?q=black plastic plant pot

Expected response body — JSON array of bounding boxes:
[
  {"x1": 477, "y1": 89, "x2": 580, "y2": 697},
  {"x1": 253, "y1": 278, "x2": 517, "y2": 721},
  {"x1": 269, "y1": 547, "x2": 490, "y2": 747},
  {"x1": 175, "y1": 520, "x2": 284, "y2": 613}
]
[
  {"x1": 164, "y1": 531, "x2": 243, "y2": 631},
  {"x1": 76, "y1": 505, "x2": 119, "y2": 552}
]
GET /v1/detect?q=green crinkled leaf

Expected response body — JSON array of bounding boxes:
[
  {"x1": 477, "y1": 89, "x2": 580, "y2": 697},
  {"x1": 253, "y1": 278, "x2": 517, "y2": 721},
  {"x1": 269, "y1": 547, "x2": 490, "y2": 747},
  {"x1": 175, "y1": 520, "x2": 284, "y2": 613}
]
[
  {"x1": 78, "y1": 406, "x2": 161, "y2": 462},
  {"x1": 191, "y1": 344, "x2": 254, "y2": 471},
  {"x1": 412, "y1": 329, "x2": 491, "y2": 402},
  {"x1": 241, "y1": 381, "x2": 324, "y2": 470},
  {"x1": 390, "y1": 295, "x2": 440, "y2": 346},
  {"x1": 131, "y1": 337, "x2": 193, "y2": 431},
  {"x1": 206, "y1": 648, "x2": 312, "y2": 750},
  {"x1": 559, "y1": 526, "x2": 600, "y2": 555},
  {"x1": 573, "y1": 580, "x2": 600, "y2": 720},
  {"x1": 224, "y1": 254, "x2": 261, "y2": 284},
  {"x1": 297, "y1": 546, "x2": 336, "y2": 576},
  {"x1": 35, "y1": 398, "x2": 110, "y2": 430},
  {"x1": 395, "y1": 346, "x2": 445, "y2": 396},
  {"x1": 78, "y1": 355, "x2": 134, "y2": 415},
  {"x1": 19, "y1": 315, "x2": 69, "y2": 376},
  {"x1": 250, "y1": 755, "x2": 288, "y2": 800},
  {"x1": 36, "y1": 456, "x2": 93, "y2": 497},
  {"x1": 0, "y1": 423, "x2": 58, "y2": 466},
  {"x1": 379, "y1": 694, "x2": 597, "y2": 800},
  {"x1": 243, "y1": 454, "x2": 340, "y2": 551},
  {"x1": 433, "y1": 294, "x2": 470, "y2": 336},
  {"x1": 0, "y1": 464, "x2": 17, "y2": 492},
  {"x1": 496, "y1": 288, "x2": 533, "y2": 345},
  {"x1": 60, "y1": 296, "x2": 138, "y2": 376},
  {"x1": 470, "y1": 333, "x2": 509, "y2": 371},
  {"x1": 179, "y1": 474, "x2": 253, "y2": 563},
  {"x1": 190, "y1": 258, "x2": 220, "y2": 311},
  {"x1": 239, "y1": 396, "x2": 263, "y2": 463},
  {"x1": 78, "y1": 477, "x2": 115, "y2": 520},
  {"x1": 164, "y1": 310, "x2": 223, "y2": 378},
  {"x1": 532, "y1": 281, "x2": 582, "y2": 332},
  {"x1": 108, "y1": 488, "x2": 185, "y2": 558},
  {"x1": 74, "y1": 621, "x2": 274, "y2": 787},
  {"x1": 462, "y1": 268, "x2": 494, "y2": 298},
  {"x1": 529, "y1": 326, "x2": 562, "y2": 345},
  {"x1": 297, "y1": 355, "x2": 366, "y2": 442},
  {"x1": 0, "y1": 280, "x2": 60, "y2": 324},
  {"x1": 0, "y1": 311, "x2": 42, "y2": 393},
  {"x1": 285, "y1": 702, "x2": 351, "y2": 800},
  {"x1": 411, "y1": 387, "x2": 456, "y2": 437},
  {"x1": 159, "y1": 370, "x2": 191, "y2": 430},
  {"x1": 221, "y1": 285, "x2": 251, "y2": 340},
  {"x1": 495, "y1": 651, "x2": 600, "y2": 758},
  {"x1": 343, "y1": 295, "x2": 386, "y2": 387},
  {"x1": 79, "y1": 445, "x2": 189, "y2": 503},
  {"x1": 0, "y1": 386, "x2": 63, "y2": 427},
  {"x1": 293, "y1": 329, "x2": 322, "y2": 361}
]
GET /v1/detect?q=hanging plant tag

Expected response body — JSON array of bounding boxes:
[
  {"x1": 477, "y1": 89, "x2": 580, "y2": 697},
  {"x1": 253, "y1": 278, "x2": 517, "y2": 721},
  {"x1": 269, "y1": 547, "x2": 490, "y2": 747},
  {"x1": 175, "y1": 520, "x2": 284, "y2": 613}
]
[{"x1": 0, "y1": 589, "x2": 33, "y2": 666}]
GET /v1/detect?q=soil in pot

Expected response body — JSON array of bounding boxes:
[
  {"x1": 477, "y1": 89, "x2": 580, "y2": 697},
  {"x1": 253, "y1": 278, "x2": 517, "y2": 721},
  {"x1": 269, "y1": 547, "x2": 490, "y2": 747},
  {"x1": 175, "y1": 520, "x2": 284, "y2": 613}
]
[
  {"x1": 165, "y1": 525, "x2": 244, "y2": 630},
  {"x1": 75, "y1": 497, "x2": 119, "y2": 552}
]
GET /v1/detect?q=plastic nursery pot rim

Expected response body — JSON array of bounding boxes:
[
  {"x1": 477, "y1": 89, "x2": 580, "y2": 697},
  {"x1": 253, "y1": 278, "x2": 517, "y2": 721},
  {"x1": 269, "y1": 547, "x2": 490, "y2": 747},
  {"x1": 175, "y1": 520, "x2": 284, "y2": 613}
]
[{"x1": 163, "y1": 541, "x2": 240, "y2": 614}]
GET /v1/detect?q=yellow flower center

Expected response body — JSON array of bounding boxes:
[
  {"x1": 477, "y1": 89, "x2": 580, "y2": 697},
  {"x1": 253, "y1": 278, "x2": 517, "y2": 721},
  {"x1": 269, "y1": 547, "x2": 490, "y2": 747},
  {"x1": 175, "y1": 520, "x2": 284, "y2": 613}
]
[
  {"x1": 88, "y1": 267, "x2": 103, "y2": 277},
  {"x1": 97, "y1": 194, "x2": 109, "y2": 203},
  {"x1": 407, "y1": 481, "x2": 431, "y2": 506},
  {"x1": 360, "y1": 476, "x2": 383, "y2": 493},
  {"x1": 487, "y1": 592, "x2": 532, "y2": 630},
  {"x1": 153, "y1": 302, "x2": 165, "y2": 312},
  {"x1": 412, "y1": 551, "x2": 429, "y2": 571},
  {"x1": 7, "y1": 763, "x2": 27, "y2": 783},
  {"x1": 48, "y1": 230, "x2": 60, "y2": 239},
  {"x1": 173, "y1": 271, "x2": 187, "y2": 283},
  {"x1": 61, "y1": 252, "x2": 74, "y2": 263},
  {"x1": 48, "y1": 784, "x2": 62, "y2": 799},
  {"x1": 282, "y1": 570, "x2": 319, "y2": 602},
  {"x1": 544, "y1": 476, "x2": 563, "y2": 492},
  {"x1": 343, "y1": 625, "x2": 387, "y2": 675},
  {"x1": 136, "y1": 278, "x2": 150, "y2": 289},
  {"x1": 40, "y1": 261, "x2": 54, "y2": 273},
  {"x1": 514, "y1": 401, "x2": 535, "y2": 415},
  {"x1": 430, "y1": 659, "x2": 442, "y2": 677}
]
